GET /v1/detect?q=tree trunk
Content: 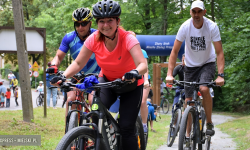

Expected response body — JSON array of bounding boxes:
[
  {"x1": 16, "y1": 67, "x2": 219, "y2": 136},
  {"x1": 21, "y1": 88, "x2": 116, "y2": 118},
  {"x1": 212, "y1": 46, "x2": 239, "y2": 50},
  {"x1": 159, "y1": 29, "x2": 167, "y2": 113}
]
[
  {"x1": 145, "y1": 2, "x2": 151, "y2": 32},
  {"x1": 211, "y1": 0, "x2": 215, "y2": 22}
]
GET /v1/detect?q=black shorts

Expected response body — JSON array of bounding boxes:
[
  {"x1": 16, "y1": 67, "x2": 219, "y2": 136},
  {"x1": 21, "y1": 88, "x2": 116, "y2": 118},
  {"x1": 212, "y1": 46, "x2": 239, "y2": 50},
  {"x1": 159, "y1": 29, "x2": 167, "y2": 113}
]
[{"x1": 184, "y1": 62, "x2": 216, "y2": 98}]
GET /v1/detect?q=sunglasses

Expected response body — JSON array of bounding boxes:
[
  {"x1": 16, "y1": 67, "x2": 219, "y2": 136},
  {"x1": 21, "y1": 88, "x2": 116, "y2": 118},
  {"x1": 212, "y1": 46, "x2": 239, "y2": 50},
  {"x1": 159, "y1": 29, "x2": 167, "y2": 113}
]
[{"x1": 74, "y1": 21, "x2": 90, "y2": 27}]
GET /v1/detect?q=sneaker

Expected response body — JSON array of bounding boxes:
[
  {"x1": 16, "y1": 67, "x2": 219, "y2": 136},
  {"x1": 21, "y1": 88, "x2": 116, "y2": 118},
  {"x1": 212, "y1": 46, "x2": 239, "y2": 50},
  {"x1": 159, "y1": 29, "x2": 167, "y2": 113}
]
[
  {"x1": 206, "y1": 123, "x2": 215, "y2": 136},
  {"x1": 53, "y1": 107, "x2": 57, "y2": 109},
  {"x1": 143, "y1": 124, "x2": 148, "y2": 133}
]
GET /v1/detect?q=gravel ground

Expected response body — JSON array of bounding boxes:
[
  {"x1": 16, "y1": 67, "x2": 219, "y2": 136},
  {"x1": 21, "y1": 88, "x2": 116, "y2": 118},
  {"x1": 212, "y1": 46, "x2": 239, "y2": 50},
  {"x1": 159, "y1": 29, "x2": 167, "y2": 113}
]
[{"x1": 156, "y1": 114, "x2": 236, "y2": 150}]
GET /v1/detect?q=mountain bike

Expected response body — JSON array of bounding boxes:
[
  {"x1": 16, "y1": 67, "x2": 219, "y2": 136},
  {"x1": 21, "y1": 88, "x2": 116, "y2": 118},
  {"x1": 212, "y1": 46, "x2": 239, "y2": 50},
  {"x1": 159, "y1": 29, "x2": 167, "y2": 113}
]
[
  {"x1": 55, "y1": 75, "x2": 146, "y2": 150},
  {"x1": 177, "y1": 80, "x2": 219, "y2": 150},
  {"x1": 36, "y1": 92, "x2": 44, "y2": 107},
  {"x1": 167, "y1": 85, "x2": 185, "y2": 147},
  {"x1": 160, "y1": 88, "x2": 170, "y2": 114}
]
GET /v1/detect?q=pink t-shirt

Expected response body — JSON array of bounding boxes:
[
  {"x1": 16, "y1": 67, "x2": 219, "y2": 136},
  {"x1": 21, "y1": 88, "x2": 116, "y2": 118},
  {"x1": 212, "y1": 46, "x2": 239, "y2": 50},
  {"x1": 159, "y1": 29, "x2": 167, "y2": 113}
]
[{"x1": 84, "y1": 28, "x2": 143, "y2": 86}]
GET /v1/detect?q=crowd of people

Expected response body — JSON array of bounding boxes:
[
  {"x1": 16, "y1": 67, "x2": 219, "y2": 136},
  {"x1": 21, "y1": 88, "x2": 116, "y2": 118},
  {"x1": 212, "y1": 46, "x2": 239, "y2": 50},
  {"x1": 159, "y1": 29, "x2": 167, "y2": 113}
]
[{"x1": 0, "y1": 71, "x2": 19, "y2": 108}]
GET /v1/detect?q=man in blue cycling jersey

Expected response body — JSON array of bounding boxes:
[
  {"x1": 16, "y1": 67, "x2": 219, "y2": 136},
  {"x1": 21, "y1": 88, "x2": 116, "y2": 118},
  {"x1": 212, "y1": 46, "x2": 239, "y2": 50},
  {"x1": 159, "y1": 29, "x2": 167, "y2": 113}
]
[{"x1": 46, "y1": 7, "x2": 101, "y2": 118}]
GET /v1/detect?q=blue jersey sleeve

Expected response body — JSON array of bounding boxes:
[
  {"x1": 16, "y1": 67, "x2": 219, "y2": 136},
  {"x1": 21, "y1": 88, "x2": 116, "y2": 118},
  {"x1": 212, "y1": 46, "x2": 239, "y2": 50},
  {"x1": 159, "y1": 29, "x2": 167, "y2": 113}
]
[
  {"x1": 59, "y1": 31, "x2": 76, "y2": 53},
  {"x1": 141, "y1": 49, "x2": 148, "y2": 59},
  {"x1": 59, "y1": 34, "x2": 70, "y2": 53}
]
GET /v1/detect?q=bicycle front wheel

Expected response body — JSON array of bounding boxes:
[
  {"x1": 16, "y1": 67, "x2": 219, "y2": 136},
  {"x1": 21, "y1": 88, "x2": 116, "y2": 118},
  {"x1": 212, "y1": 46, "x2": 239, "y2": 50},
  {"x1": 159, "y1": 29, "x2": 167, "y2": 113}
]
[
  {"x1": 66, "y1": 111, "x2": 78, "y2": 133},
  {"x1": 167, "y1": 108, "x2": 181, "y2": 147},
  {"x1": 178, "y1": 106, "x2": 197, "y2": 150},
  {"x1": 56, "y1": 126, "x2": 106, "y2": 150},
  {"x1": 198, "y1": 108, "x2": 206, "y2": 150},
  {"x1": 161, "y1": 99, "x2": 169, "y2": 114}
]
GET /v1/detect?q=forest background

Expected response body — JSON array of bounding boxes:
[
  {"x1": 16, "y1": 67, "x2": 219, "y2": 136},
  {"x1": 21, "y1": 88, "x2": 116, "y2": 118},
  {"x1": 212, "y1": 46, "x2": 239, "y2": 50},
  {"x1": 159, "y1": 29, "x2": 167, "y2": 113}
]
[{"x1": 0, "y1": 0, "x2": 249, "y2": 112}]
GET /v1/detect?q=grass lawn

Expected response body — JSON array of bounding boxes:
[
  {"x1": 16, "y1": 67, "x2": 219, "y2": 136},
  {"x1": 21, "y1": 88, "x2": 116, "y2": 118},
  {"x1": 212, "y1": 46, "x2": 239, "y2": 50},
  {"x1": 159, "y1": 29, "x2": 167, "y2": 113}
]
[
  {"x1": 0, "y1": 107, "x2": 65, "y2": 150},
  {"x1": 0, "y1": 107, "x2": 172, "y2": 150},
  {"x1": 215, "y1": 112, "x2": 250, "y2": 150}
]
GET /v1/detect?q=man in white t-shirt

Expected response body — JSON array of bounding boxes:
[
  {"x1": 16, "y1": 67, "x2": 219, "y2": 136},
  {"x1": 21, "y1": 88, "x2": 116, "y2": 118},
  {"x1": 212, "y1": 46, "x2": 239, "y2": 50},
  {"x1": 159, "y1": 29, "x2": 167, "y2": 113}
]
[{"x1": 165, "y1": 0, "x2": 225, "y2": 146}]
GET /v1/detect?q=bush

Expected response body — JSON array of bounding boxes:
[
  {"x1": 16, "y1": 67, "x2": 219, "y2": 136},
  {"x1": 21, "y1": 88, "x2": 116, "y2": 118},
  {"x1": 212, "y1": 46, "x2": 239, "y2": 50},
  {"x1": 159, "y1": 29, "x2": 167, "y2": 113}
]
[{"x1": 4, "y1": 64, "x2": 12, "y2": 70}]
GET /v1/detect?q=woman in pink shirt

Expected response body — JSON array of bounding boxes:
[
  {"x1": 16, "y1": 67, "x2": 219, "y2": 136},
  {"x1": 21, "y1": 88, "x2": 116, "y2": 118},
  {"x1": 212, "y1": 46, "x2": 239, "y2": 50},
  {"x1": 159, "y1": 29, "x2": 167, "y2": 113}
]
[{"x1": 51, "y1": 0, "x2": 147, "y2": 149}]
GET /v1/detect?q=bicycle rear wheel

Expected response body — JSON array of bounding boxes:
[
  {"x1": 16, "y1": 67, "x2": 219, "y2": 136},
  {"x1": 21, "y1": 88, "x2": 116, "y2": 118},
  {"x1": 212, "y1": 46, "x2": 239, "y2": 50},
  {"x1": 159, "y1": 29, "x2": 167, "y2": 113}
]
[
  {"x1": 36, "y1": 96, "x2": 43, "y2": 107},
  {"x1": 167, "y1": 108, "x2": 181, "y2": 147},
  {"x1": 161, "y1": 99, "x2": 169, "y2": 114},
  {"x1": 136, "y1": 116, "x2": 146, "y2": 150},
  {"x1": 204, "y1": 136, "x2": 211, "y2": 150},
  {"x1": 56, "y1": 126, "x2": 106, "y2": 150},
  {"x1": 178, "y1": 106, "x2": 197, "y2": 150}
]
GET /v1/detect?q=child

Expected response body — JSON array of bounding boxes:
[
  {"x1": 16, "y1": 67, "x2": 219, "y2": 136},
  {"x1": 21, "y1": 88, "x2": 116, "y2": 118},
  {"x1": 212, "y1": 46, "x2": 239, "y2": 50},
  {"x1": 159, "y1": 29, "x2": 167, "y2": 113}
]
[
  {"x1": 5, "y1": 88, "x2": 11, "y2": 108},
  {"x1": 1, "y1": 92, "x2": 5, "y2": 107},
  {"x1": 36, "y1": 81, "x2": 44, "y2": 94},
  {"x1": 14, "y1": 87, "x2": 19, "y2": 106},
  {"x1": 147, "y1": 98, "x2": 158, "y2": 132}
]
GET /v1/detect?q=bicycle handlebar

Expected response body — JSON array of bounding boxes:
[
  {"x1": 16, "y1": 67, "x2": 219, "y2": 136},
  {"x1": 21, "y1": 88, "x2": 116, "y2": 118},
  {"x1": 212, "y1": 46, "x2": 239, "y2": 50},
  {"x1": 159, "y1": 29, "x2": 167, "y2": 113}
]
[
  {"x1": 56, "y1": 71, "x2": 142, "y2": 92},
  {"x1": 173, "y1": 80, "x2": 222, "y2": 88}
]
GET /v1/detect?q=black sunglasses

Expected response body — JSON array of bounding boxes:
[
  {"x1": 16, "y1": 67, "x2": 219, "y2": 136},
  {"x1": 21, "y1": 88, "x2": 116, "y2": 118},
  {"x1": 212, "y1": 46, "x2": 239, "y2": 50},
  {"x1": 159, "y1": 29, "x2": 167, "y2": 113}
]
[{"x1": 74, "y1": 21, "x2": 90, "y2": 27}]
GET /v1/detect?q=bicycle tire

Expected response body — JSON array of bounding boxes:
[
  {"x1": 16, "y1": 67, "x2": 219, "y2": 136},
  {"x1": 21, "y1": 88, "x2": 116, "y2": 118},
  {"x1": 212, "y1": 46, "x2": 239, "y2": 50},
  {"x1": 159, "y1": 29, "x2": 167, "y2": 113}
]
[
  {"x1": 136, "y1": 116, "x2": 146, "y2": 150},
  {"x1": 178, "y1": 106, "x2": 197, "y2": 150},
  {"x1": 167, "y1": 108, "x2": 181, "y2": 147},
  {"x1": 56, "y1": 126, "x2": 106, "y2": 150},
  {"x1": 36, "y1": 96, "x2": 43, "y2": 107},
  {"x1": 162, "y1": 99, "x2": 169, "y2": 114},
  {"x1": 66, "y1": 111, "x2": 78, "y2": 132}
]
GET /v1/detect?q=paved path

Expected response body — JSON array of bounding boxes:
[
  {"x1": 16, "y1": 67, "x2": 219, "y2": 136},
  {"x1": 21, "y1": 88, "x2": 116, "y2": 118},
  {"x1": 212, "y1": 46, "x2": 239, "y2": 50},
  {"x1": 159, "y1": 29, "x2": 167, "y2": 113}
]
[
  {"x1": 157, "y1": 114, "x2": 236, "y2": 150},
  {"x1": 0, "y1": 78, "x2": 64, "y2": 111}
]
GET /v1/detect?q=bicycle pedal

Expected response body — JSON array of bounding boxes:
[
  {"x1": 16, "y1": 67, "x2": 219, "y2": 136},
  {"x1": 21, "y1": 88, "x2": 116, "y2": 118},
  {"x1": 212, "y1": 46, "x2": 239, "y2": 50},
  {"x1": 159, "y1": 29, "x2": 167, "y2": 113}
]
[{"x1": 206, "y1": 130, "x2": 215, "y2": 136}]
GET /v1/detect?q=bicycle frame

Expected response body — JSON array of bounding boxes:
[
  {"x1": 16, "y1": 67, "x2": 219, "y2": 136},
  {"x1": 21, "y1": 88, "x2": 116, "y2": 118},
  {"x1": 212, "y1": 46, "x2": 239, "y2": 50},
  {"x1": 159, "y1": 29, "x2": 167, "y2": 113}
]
[{"x1": 81, "y1": 91, "x2": 122, "y2": 150}]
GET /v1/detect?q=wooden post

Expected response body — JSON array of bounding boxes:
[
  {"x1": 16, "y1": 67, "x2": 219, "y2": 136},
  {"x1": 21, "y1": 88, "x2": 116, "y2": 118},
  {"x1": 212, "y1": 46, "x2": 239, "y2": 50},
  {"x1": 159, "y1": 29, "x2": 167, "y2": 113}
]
[
  {"x1": 12, "y1": 0, "x2": 34, "y2": 122},
  {"x1": 155, "y1": 64, "x2": 161, "y2": 106},
  {"x1": 153, "y1": 63, "x2": 157, "y2": 104}
]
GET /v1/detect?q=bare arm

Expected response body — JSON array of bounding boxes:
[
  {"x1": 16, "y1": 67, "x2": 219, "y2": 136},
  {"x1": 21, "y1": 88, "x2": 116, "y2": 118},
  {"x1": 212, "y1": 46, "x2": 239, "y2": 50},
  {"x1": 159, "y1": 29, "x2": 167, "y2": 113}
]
[
  {"x1": 51, "y1": 50, "x2": 67, "y2": 67},
  {"x1": 63, "y1": 45, "x2": 93, "y2": 78},
  {"x1": 166, "y1": 39, "x2": 183, "y2": 83},
  {"x1": 214, "y1": 41, "x2": 224, "y2": 74},
  {"x1": 129, "y1": 44, "x2": 147, "y2": 75},
  {"x1": 214, "y1": 41, "x2": 225, "y2": 86}
]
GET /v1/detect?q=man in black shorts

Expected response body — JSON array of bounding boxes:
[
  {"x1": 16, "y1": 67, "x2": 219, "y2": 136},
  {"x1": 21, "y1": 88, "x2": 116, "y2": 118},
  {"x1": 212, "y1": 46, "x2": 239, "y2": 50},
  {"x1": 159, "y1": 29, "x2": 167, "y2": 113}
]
[{"x1": 165, "y1": 0, "x2": 225, "y2": 145}]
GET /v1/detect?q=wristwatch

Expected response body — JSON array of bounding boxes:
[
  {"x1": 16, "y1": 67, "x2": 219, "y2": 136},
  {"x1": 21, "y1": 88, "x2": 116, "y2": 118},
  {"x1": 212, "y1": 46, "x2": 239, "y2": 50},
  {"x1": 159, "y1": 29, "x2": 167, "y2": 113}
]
[{"x1": 218, "y1": 73, "x2": 225, "y2": 78}]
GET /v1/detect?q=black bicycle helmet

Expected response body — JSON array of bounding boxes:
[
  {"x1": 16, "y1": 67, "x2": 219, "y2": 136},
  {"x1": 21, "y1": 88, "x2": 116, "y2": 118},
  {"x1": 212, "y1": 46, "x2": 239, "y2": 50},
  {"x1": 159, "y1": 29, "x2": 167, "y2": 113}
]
[
  {"x1": 72, "y1": 8, "x2": 93, "y2": 22},
  {"x1": 93, "y1": 0, "x2": 121, "y2": 18}
]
